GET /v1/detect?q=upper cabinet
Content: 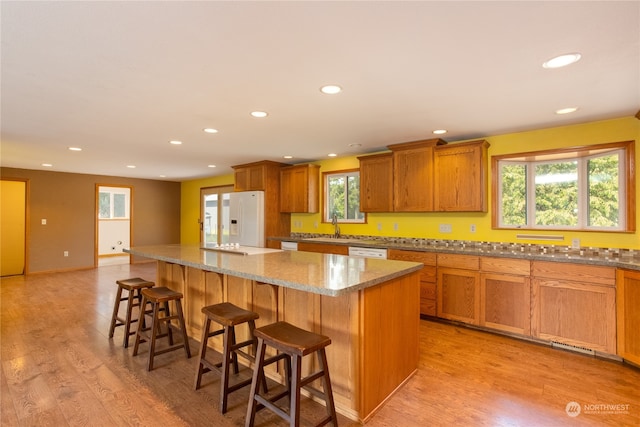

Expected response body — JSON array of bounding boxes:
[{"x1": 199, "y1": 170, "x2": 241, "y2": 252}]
[
  {"x1": 232, "y1": 160, "x2": 286, "y2": 192},
  {"x1": 280, "y1": 164, "x2": 320, "y2": 213},
  {"x1": 389, "y1": 138, "x2": 446, "y2": 212},
  {"x1": 358, "y1": 152, "x2": 393, "y2": 212},
  {"x1": 434, "y1": 140, "x2": 490, "y2": 212}
]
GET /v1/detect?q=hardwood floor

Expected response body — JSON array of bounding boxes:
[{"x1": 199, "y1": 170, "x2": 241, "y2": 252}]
[{"x1": 2, "y1": 262, "x2": 639, "y2": 426}]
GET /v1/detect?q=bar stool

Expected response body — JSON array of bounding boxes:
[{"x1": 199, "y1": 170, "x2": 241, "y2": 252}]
[
  {"x1": 132, "y1": 287, "x2": 191, "y2": 371},
  {"x1": 246, "y1": 321, "x2": 338, "y2": 427},
  {"x1": 194, "y1": 302, "x2": 267, "y2": 414},
  {"x1": 108, "y1": 277, "x2": 155, "y2": 348}
]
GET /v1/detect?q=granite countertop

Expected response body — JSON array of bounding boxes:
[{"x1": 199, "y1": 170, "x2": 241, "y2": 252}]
[
  {"x1": 124, "y1": 244, "x2": 423, "y2": 297},
  {"x1": 271, "y1": 235, "x2": 640, "y2": 272}
]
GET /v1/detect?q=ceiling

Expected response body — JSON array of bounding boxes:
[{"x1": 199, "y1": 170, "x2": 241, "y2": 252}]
[{"x1": 1, "y1": 1, "x2": 638, "y2": 182}]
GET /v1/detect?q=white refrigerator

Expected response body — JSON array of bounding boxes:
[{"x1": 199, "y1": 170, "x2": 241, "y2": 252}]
[{"x1": 227, "y1": 190, "x2": 265, "y2": 247}]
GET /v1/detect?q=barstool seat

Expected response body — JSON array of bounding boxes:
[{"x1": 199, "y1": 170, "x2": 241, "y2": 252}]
[
  {"x1": 246, "y1": 321, "x2": 338, "y2": 427},
  {"x1": 132, "y1": 286, "x2": 191, "y2": 371},
  {"x1": 194, "y1": 302, "x2": 265, "y2": 414},
  {"x1": 108, "y1": 277, "x2": 155, "y2": 348}
]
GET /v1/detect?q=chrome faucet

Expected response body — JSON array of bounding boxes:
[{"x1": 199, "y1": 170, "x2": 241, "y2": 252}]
[{"x1": 332, "y1": 213, "x2": 341, "y2": 238}]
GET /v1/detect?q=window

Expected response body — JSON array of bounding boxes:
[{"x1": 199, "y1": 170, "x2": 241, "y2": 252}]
[
  {"x1": 99, "y1": 190, "x2": 130, "y2": 219},
  {"x1": 493, "y1": 141, "x2": 635, "y2": 231},
  {"x1": 324, "y1": 169, "x2": 365, "y2": 223}
]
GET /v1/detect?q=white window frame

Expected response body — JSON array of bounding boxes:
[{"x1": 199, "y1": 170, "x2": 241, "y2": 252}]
[
  {"x1": 323, "y1": 170, "x2": 365, "y2": 224},
  {"x1": 495, "y1": 143, "x2": 632, "y2": 231}
]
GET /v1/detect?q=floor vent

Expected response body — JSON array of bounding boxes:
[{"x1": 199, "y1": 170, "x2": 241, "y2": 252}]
[{"x1": 551, "y1": 341, "x2": 595, "y2": 356}]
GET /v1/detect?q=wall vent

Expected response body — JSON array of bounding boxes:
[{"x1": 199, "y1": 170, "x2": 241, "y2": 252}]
[{"x1": 551, "y1": 341, "x2": 595, "y2": 356}]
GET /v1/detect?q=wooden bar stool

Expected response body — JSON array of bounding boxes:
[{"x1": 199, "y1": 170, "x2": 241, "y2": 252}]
[
  {"x1": 132, "y1": 286, "x2": 191, "y2": 371},
  {"x1": 108, "y1": 277, "x2": 155, "y2": 348},
  {"x1": 194, "y1": 302, "x2": 266, "y2": 414},
  {"x1": 245, "y1": 321, "x2": 338, "y2": 427}
]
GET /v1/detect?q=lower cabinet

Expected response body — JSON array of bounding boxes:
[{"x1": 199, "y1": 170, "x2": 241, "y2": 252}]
[
  {"x1": 480, "y1": 257, "x2": 531, "y2": 336},
  {"x1": 616, "y1": 269, "x2": 640, "y2": 365},
  {"x1": 388, "y1": 249, "x2": 437, "y2": 316},
  {"x1": 297, "y1": 242, "x2": 349, "y2": 255},
  {"x1": 437, "y1": 254, "x2": 480, "y2": 324},
  {"x1": 531, "y1": 261, "x2": 616, "y2": 354}
]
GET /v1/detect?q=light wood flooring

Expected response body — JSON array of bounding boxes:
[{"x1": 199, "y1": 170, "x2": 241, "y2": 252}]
[{"x1": 2, "y1": 262, "x2": 639, "y2": 426}]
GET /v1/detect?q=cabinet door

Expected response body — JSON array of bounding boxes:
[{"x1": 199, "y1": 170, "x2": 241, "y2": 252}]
[
  {"x1": 393, "y1": 146, "x2": 435, "y2": 211},
  {"x1": 234, "y1": 167, "x2": 249, "y2": 191},
  {"x1": 280, "y1": 165, "x2": 319, "y2": 213},
  {"x1": 531, "y1": 278, "x2": 616, "y2": 354},
  {"x1": 434, "y1": 140, "x2": 489, "y2": 212},
  {"x1": 388, "y1": 249, "x2": 436, "y2": 316},
  {"x1": 437, "y1": 267, "x2": 480, "y2": 325},
  {"x1": 358, "y1": 153, "x2": 393, "y2": 212},
  {"x1": 480, "y1": 273, "x2": 531, "y2": 335},
  {"x1": 617, "y1": 269, "x2": 640, "y2": 364},
  {"x1": 297, "y1": 242, "x2": 349, "y2": 255}
]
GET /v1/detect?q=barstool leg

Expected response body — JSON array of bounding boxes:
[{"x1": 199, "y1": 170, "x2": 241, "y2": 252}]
[
  {"x1": 122, "y1": 288, "x2": 136, "y2": 348},
  {"x1": 194, "y1": 317, "x2": 211, "y2": 390},
  {"x1": 245, "y1": 338, "x2": 267, "y2": 427},
  {"x1": 108, "y1": 285, "x2": 124, "y2": 338},
  {"x1": 147, "y1": 301, "x2": 159, "y2": 371},
  {"x1": 220, "y1": 325, "x2": 233, "y2": 413},
  {"x1": 290, "y1": 355, "x2": 302, "y2": 427},
  {"x1": 132, "y1": 295, "x2": 147, "y2": 357},
  {"x1": 318, "y1": 348, "x2": 338, "y2": 425}
]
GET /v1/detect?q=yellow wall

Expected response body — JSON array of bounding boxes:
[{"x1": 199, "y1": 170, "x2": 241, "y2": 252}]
[
  {"x1": 182, "y1": 116, "x2": 640, "y2": 249},
  {"x1": 1, "y1": 180, "x2": 26, "y2": 276}
]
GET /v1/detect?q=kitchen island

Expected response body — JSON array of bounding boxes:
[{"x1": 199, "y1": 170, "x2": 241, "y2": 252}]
[{"x1": 125, "y1": 244, "x2": 423, "y2": 422}]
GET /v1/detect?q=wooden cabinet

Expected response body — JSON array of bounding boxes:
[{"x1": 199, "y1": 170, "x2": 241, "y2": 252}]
[
  {"x1": 231, "y1": 160, "x2": 291, "y2": 241},
  {"x1": 480, "y1": 257, "x2": 531, "y2": 336},
  {"x1": 616, "y1": 269, "x2": 640, "y2": 365},
  {"x1": 434, "y1": 140, "x2": 489, "y2": 212},
  {"x1": 280, "y1": 164, "x2": 320, "y2": 213},
  {"x1": 388, "y1": 249, "x2": 437, "y2": 316},
  {"x1": 358, "y1": 152, "x2": 393, "y2": 212},
  {"x1": 437, "y1": 254, "x2": 480, "y2": 324},
  {"x1": 389, "y1": 138, "x2": 446, "y2": 212},
  {"x1": 531, "y1": 261, "x2": 616, "y2": 354}
]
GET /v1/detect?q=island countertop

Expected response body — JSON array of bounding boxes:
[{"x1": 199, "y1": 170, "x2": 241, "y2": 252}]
[{"x1": 125, "y1": 243, "x2": 422, "y2": 297}]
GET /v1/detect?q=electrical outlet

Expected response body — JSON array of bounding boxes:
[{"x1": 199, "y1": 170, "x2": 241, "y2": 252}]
[
  {"x1": 377, "y1": 223, "x2": 382, "y2": 231},
  {"x1": 393, "y1": 223, "x2": 398, "y2": 231},
  {"x1": 470, "y1": 224, "x2": 476, "y2": 233},
  {"x1": 572, "y1": 238, "x2": 581, "y2": 249},
  {"x1": 439, "y1": 224, "x2": 452, "y2": 233},
  {"x1": 41, "y1": 219, "x2": 47, "y2": 225},
  {"x1": 63, "y1": 251, "x2": 69, "y2": 257}
]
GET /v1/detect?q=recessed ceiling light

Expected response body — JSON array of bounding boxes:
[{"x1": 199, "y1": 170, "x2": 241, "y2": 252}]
[
  {"x1": 555, "y1": 107, "x2": 579, "y2": 115},
  {"x1": 68, "y1": 147, "x2": 82, "y2": 151},
  {"x1": 169, "y1": 140, "x2": 183, "y2": 145},
  {"x1": 433, "y1": 129, "x2": 447, "y2": 135},
  {"x1": 208, "y1": 164, "x2": 216, "y2": 168},
  {"x1": 283, "y1": 155, "x2": 293, "y2": 159},
  {"x1": 251, "y1": 111, "x2": 268, "y2": 118},
  {"x1": 320, "y1": 85, "x2": 342, "y2": 95},
  {"x1": 41, "y1": 163, "x2": 53, "y2": 167},
  {"x1": 328, "y1": 153, "x2": 337, "y2": 157},
  {"x1": 203, "y1": 128, "x2": 218, "y2": 134},
  {"x1": 542, "y1": 53, "x2": 582, "y2": 69},
  {"x1": 159, "y1": 175, "x2": 166, "y2": 178},
  {"x1": 349, "y1": 143, "x2": 362, "y2": 148},
  {"x1": 127, "y1": 165, "x2": 136, "y2": 169}
]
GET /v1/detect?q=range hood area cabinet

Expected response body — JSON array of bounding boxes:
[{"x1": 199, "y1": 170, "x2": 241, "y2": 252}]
[
  {"x1": 358, "y1": 138, "x2": 489, "y2": 212},
  {"x1": 280, "y1": 164, "x2": 320, "y2": 213}
]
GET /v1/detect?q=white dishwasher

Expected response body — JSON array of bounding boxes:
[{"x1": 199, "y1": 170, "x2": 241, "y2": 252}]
[
  {"x1": 348, "y1": 246, "x2": 388, "y2": 259},
  {"x1": 281, "y1": 241, "x2": 298, "y2": 251}
]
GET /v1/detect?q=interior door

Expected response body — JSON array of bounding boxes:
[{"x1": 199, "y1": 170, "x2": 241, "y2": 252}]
[
  {"x1": 201, "y1": 185, "x2": 233, "y2": 245},
  {"x1": 1, "y1": 179, "x2": 27, "y2": 276}
]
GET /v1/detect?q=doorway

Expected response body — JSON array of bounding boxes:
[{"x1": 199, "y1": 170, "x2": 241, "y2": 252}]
[
  {"x1": 1, "y1": 179, "x2": 28, "y2": 276},
  {"x1": 201, "y1": 185, "x2": 233, "y2": 245},
  {"x1": 96, "y1": 185, "x2": 132, "y2": 266}
]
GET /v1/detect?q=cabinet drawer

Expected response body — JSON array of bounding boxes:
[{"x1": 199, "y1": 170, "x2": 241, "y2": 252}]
[
  {"x1": 532, "y1": 261, "x2": 615, "y2": 287},
  {"x1": 419, "y1": 266, "x2": 437, "y2": 283},
  {"x1": 481, "y1": 257, "x2": 530, "y2": 276},
  {"x1": 420, "y1": 282, "x2": 436, "y2": 300},
  {"x1": 420, "y1": 299, "x2": 436, "y2": 316},
  {"x1": 388, "y1": 249, "x2": 437, "y2": 265},
  {"x1": 437, "y1": 253, "x2": 479, "y2": 270}
]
